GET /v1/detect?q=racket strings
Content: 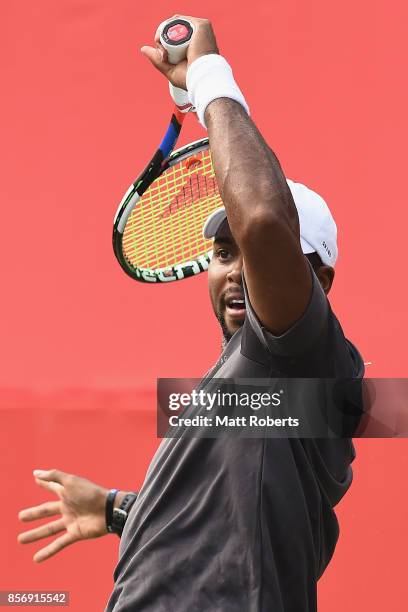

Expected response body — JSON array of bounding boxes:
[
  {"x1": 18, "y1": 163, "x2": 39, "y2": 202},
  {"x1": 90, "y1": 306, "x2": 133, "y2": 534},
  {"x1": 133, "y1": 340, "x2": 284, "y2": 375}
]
[{"x1": 122, "y1": 148, "x2": 222, "y2": 270}]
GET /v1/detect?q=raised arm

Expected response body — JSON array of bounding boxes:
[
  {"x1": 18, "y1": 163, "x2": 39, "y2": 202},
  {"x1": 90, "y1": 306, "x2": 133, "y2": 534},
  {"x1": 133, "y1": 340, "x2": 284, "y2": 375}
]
[
  {"x1": 142, "y1": 16, "x2": 312, "y2": 335},
  {"x1": 205, "y1": 99, "x2": 312, "y2": 334}
]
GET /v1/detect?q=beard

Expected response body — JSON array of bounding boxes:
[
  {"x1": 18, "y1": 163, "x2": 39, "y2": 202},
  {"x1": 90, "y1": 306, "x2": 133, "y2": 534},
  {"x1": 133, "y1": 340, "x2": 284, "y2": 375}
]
[{"x1": 216, "y1": 311, "x2": 234, "y2": 349}]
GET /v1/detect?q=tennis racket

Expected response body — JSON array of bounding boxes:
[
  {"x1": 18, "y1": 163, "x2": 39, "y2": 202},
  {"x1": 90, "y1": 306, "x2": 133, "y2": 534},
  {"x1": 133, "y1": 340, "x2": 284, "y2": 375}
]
[{"x1": 113, "y1": 18, "x2": 223, "y2": 283}]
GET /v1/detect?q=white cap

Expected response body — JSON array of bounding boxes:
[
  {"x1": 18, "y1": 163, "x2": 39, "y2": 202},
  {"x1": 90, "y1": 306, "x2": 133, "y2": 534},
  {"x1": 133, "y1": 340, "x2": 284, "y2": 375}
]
[{"x1": 202, "y1": 179, "x2": 338, "y2": 266}]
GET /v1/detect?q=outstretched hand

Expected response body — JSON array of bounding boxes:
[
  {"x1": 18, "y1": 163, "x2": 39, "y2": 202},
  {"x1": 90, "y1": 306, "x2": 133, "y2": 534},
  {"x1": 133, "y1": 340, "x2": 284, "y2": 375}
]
[
  {"x1": 140, "y1": 15, "x2": 219, "y2": 90},
  {"x1": 17, "y1": 469, "x2": 110, "y2": 563}
]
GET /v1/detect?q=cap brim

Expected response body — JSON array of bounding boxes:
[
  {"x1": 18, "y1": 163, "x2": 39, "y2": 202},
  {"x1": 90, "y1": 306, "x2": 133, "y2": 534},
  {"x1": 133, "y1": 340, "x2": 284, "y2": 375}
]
[
  {"x1": 204, "y1": 208, "x2": 316, "y2": 256},
  {"x1": 300, "y1": 236, "x2": 315, "y2": 255},
  {"x1": 202, "y1": 207, "x2": 227, "y2": 239}
]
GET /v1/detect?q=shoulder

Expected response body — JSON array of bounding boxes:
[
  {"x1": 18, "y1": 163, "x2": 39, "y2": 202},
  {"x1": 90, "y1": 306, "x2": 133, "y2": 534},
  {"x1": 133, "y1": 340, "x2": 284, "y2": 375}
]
[{"x1": 241, "y1": 263, "x2": 364, "y2": 377}]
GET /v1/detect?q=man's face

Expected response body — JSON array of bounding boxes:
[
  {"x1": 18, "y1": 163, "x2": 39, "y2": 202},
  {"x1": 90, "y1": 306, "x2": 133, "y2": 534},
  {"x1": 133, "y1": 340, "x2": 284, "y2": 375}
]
[
  {"x1": 207, "y1": 220, "x2": 246, "y2": 344},
  {"x1": 207, "y1": 218, "x2": 334, "y2": 346}
]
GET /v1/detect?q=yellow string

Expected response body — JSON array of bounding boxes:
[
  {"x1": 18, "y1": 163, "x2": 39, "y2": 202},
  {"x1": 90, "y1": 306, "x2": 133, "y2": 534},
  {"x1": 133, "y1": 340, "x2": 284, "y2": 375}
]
[{"x1": 122, "y1": 149, "x2": 221, "y2": 270}]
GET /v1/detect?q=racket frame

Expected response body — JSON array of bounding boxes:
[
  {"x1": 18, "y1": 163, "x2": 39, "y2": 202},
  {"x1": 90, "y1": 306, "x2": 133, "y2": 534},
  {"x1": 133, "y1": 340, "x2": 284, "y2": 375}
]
[{"x1": 113, "y1": 112, "x2": 214, "y2": 283}]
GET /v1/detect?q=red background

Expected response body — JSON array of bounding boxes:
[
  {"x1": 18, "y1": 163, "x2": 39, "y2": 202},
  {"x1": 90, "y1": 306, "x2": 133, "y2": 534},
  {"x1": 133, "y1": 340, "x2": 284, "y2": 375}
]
[{"x1": 1, "y1": 1, "x2": 407, "y2": 610}]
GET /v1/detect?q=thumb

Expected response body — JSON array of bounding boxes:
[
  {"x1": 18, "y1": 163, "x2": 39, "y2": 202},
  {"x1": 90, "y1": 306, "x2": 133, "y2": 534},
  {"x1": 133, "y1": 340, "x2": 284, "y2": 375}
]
[
  {"x1": 33, "y1": 469, "x2": 67, "y2": 485},
  {"x1": 34, "y1": 477, "x2": 64, "y2": 496},
  {"x1": 140, "y1": 45, "x2": 171, "y2": 76}
]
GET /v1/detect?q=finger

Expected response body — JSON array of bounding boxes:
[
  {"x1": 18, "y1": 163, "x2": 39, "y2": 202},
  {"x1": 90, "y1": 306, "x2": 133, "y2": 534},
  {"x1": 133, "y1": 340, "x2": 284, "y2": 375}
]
[
  {"x1": 156, "y1": 42, "x2": 169, "y2": 63},
  {"x1": 140, "y1": 45, "x2": 171, "y2": 75},
  {"x1": 33, "y1": 532, "x2": 74, "y2": 563},
  {"x1": 172, "y1": 15, "x2": 207, "y2": 21},
  {"x1": 32, "y1": 468, "x2": 69, "y2": 485},
  {"x1": 154, "y1": 21, "x2": 166, "y2": 43},
  {"x1": 151, "y1": 41, "x2": 169, "y2": 64},
  {"x1": 18, "y1": 501, "x2": 61, "y2": 522},
  {"x1": 18, "y1": 518, "x2": 65, "y2": 544},
  {"x1": 34, "y1": 477, "x2": 64, "y2": 496}
]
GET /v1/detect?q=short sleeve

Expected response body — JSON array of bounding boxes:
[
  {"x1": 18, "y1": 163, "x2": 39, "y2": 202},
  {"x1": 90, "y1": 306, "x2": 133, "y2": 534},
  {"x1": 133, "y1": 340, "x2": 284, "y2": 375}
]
[{"x1": 242, "y1": 261, "x2": 329, "y2": 357}]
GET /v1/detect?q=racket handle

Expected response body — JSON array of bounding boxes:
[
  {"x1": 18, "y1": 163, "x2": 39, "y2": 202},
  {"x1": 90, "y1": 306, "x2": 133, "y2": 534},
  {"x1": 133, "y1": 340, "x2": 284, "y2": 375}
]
[
  {"x1": 159, "y1": 18, "x2": 195, "y2": 113},
  {"x1": 168, "y1": 83, "x2": 193, "y2": 112},
  {"x1": 159, "y1": 18, "x2": 194, "y2": 64}
]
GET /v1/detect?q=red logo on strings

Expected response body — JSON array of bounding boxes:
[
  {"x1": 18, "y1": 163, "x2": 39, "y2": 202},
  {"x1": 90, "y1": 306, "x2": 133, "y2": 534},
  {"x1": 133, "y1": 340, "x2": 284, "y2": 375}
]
[{"x1": 160, "y1": 173, "x2": 217, "y2": 219}]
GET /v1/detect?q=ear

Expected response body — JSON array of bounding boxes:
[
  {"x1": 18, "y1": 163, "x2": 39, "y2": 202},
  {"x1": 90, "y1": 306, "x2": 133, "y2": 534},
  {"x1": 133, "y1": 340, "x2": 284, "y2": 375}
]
[{"x1": 315, "y1": 265, "x2": 335, "y2": 295}]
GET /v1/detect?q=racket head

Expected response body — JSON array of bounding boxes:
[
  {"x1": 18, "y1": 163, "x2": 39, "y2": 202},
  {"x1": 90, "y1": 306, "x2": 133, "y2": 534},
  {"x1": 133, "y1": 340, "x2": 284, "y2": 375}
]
[{"x1": 113, "y1": 138, "x2": 222, "y2": 283}]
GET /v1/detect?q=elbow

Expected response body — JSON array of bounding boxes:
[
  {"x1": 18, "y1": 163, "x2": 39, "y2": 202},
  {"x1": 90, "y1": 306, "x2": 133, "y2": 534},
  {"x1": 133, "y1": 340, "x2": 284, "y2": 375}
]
[
  {"x1": 237, "y1": 210, "x2": 279, "y2": 247},
  {"x1": 237, "y1": 197, "x2": 299, "y2": 246}
]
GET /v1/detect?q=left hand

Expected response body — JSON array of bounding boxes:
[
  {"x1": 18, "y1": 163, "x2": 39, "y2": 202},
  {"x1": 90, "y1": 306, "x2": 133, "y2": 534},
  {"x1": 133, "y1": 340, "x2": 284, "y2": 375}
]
[
  {"x1": 18, "y1": 469, "x2": 113, "y2": 562},
  {"x1": 140, "y1": 15, "x2": 219, "y2": 90}
]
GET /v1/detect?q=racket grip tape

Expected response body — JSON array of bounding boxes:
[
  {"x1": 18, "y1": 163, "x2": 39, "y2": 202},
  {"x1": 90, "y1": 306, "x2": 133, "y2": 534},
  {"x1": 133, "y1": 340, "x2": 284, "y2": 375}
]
[
  {"x1": 168, "y1": 83, "x2": 192, "y2": 112},
  {"x1": 159, "y1": 18, "x2": 195, "y2": 113}
]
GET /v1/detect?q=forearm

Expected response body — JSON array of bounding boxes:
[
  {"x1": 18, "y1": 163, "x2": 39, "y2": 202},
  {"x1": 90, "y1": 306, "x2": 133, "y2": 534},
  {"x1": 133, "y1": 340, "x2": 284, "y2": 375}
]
[{"x1": 205, "y1": 99, "x2": 299, "y2": 242}]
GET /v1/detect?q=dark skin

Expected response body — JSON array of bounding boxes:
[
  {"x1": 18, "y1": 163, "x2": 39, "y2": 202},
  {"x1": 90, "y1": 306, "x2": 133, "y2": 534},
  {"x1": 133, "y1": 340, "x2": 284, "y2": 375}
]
[
  {"x1": 209, "y1": 219, "x2": 335, "y2": 344},
  {"x1": 142, "y1": 15, "x2": 334, "y2": 335},
  {"x1": 17, "y1": 234, "x2": 333, "y2": 563},
  {"x1": 17, "y1": 469, "x2": 133, "y2": 562},
  {"x1": 18, "y1": 16, "x2": 336, "y2": 564}
]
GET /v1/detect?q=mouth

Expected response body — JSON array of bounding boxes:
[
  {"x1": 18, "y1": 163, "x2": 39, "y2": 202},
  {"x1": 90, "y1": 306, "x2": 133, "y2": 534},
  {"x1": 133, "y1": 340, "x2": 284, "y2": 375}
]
[{"x1": 224, "y1": 295, "x2": 246, "y2": 320}]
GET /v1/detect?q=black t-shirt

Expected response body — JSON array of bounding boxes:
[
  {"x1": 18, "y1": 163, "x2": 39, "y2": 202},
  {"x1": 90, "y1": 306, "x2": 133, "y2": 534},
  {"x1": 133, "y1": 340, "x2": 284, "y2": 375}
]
[{"x1": 106, "y1": 265, "x2": 364, "y2": 612}]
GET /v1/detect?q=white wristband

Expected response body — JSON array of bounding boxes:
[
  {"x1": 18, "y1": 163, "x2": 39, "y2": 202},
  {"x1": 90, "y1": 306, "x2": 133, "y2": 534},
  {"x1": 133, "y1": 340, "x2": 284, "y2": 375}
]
[{"x1": 186, "y1": 54, "x2": 249, "y2": 128}]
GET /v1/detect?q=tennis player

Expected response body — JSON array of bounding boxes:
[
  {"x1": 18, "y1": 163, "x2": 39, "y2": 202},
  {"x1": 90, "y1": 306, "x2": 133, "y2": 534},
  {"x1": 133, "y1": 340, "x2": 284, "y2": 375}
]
[{"x1": 18, "y1": 16, "x2": 364, "y2": 612}]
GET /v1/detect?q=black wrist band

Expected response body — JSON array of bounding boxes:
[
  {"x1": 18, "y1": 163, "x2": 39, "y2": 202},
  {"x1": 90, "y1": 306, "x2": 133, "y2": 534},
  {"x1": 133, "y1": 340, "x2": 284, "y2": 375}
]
[
  {"x1": 111, "y1": 492, "x2": 138, "y2": 537},
  {"x1": 105, "y1": 488, "x2": 119, "y2": 533}
]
